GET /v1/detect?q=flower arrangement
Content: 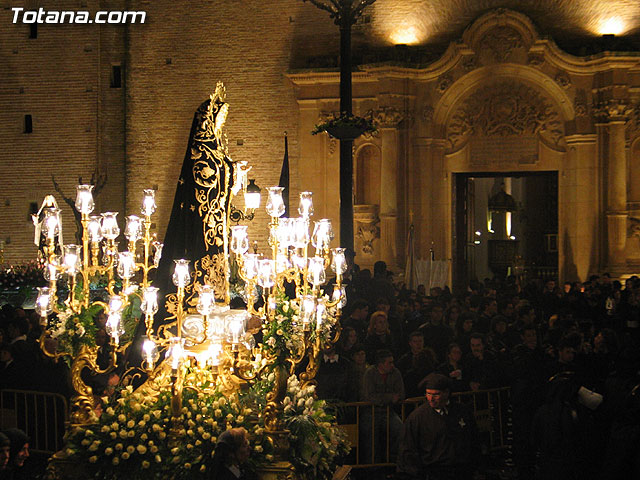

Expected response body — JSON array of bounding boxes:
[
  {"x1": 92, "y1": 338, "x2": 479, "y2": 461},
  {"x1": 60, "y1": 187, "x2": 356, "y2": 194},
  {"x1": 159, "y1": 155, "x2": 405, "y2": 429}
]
[
  {"x1": 48, "y1": 295, "x2": 139, "y2": 367},
  {"x1": 311, "y1": 112, "x2": 377, "y2": 138},
  {"x1": 261, "y1": 291, "x2": 339, "y2": 368},
  {"x1": 66, "y1": 367, "x2": 350, "y2": 480}
]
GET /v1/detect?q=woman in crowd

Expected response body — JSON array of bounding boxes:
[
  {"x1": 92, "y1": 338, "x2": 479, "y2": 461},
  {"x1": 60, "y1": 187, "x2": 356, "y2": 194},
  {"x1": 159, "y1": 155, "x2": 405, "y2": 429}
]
[{"x1": 364, "y1": 311, "x2": 396, "y2": 364}]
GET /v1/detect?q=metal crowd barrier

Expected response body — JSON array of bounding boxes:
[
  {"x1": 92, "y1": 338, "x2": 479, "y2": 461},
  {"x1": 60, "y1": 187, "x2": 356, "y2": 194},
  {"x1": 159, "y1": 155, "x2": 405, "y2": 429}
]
[
  {"x1": 336, "y1": 387, "x2": 511, "y2": 467},
  {"x1": 0, "y1": 389, "x2": 68, "y2": 455}
]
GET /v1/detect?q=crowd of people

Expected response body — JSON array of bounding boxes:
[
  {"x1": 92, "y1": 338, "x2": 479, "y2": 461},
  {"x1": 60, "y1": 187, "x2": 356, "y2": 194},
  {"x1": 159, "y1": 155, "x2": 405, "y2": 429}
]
[
  {"x1": 1, "y1": 258, "x2": 640, "y2": 478},
  {"x1": 0, "y1": 428, "x2": 30, "y2": 479},
  {"x1": 315, "y1": 261, "x2": 640, "y2": 479}
]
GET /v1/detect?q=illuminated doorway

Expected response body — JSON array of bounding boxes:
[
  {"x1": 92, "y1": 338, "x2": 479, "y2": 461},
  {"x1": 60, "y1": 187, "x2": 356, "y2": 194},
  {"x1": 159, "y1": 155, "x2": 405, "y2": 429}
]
[{"x1": 453, "y1": 172, "x2": 558, "y2": 291}]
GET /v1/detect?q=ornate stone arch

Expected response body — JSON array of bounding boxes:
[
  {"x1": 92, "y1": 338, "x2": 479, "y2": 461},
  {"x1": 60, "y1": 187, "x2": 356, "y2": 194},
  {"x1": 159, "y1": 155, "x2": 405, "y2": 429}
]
[{"x1": 432, "y1": 65, "x2": 575, "y2": 154}]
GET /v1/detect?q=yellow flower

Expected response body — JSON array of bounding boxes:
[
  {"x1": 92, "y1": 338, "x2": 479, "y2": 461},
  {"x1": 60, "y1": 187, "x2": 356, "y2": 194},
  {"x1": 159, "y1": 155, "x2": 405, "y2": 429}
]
[
  {"x1": 119, "y1": 430, "x2": 127, "y2": 439},
  {"x1": 105, "y1": 447, "x2": 113, "y2": 455},
  {"x1": 118, "y1": 414, "x2": 126, "y2": 423},
  {"x1": 184, "y1": 463, "x2": 192, "y2": 469},
  {"x1": 171, "y1": 447, "x2": 179, "y2": 455},
  {"x1": 202, "y1": 432, "x2": 211, "y2": 441},
  {"x1": 155, "y1": 454, "x2": 162, "y2": 463},
  {"x1": 158, "y1": 432, "x2": 166, "y2": 440},
  {"x1": 200, "y1": 465, "x2": 206, "y2": 472},
  {"x1": 141, "y1": 433, "x2": 148, "y2": 441},
  {"x1": 126, "y1": 445, "x2": 135, "y2": 455},
  {"x1": 121, "y1": 452, "x2": 129, "y2": 460},
  {"x1": 112, "y1": 457, "x2": 120, "y2": 465},
  {"x1": 115, "y1": 443, "x2": 123, "y2": 451},
  {"x1": 110, "y1": 432, "x2": 117, "y2": 440},
  {"x1": 150, "y1": 445, "x2": 158, "y2": 453},
  {"x1": 142, "y1": 460, "x2": 150, "y2": 469},
  {"x1": 127, "y1": 431, "x2": 135, "y2": 438},
  {"x1": 127, "y1": 420, "x2": 135, "y2": 429},
  {"x1": 89, "y1": 456, "x2": 97, "y2": 463},
  {"x1": 172, "y1": 456, "x2": 180, "y2": 464},
  {"x1": 137, "y1": 445, "x2": 147, "y2": 455}
]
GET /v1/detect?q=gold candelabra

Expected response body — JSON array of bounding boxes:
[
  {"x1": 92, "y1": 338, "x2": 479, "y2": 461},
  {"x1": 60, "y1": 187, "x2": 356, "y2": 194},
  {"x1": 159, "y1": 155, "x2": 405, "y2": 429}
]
[{"x1": 34, "y1": 180, "x2": 347, "y2": 458}]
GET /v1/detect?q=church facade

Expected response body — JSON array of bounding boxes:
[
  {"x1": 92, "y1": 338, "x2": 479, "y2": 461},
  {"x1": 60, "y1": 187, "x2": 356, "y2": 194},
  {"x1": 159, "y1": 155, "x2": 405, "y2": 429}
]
[{"x1": 1, "y1": 1, "x2": 639, "y2": 289}]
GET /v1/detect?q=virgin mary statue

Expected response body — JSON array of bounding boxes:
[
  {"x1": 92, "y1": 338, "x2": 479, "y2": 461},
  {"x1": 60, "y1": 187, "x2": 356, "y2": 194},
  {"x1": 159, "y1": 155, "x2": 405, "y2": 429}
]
[{"x1": 153, "y1": 82, "x2": 237, "y2": 334}]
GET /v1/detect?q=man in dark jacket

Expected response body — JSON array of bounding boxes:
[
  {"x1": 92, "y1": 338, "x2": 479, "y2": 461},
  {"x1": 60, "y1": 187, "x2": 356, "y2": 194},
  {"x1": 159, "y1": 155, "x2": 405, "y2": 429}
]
[{"x1": 397, "y1": 373, "x2": 479, "y2": 479}]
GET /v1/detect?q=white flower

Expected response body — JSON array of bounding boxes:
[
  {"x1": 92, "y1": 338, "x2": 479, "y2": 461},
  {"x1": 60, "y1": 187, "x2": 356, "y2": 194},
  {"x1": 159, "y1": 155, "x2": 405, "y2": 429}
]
[{"x1": 267, "y1": 337, "x2": 276, "y2": 347}]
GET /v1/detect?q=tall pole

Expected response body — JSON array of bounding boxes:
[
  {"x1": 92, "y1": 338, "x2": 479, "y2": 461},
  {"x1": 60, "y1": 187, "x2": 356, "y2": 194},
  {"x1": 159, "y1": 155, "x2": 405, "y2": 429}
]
[
  {"x1": 339, "y1": 17, "x2": 354, "y2": 253},
  {"x1": 302, "y1": 0, "x2": 376, "y2": 254}
]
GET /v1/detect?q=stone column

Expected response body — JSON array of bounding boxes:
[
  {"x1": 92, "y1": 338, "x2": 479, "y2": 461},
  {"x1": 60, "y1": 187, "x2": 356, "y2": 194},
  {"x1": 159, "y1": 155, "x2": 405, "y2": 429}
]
[
  {"x1": 373, "y1": 107, "x2": 404, "y2": 268},
  {"x1": 596, "y1": 101, "x2": 632, "y2": 270},
  {"x1": 564, "y1": 134, "x2": 598, "y2": 281}
]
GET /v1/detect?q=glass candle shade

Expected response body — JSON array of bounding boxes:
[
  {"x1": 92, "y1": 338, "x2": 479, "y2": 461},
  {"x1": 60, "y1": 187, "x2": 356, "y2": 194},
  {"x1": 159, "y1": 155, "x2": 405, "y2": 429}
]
[
  {"x1": 298, "y1": 191, "x2": 313, "y2": 218},
  {"x1": 197, "y1": 285, "x2": 216, "y2": 316},
  {"x1": 265, "y1": 186, "x2": 285, "y2": 218},
  {"x1": 42, "y1": 208, "x2": 60, "y2": 240},
  {"x1": 141, "y1": 286, "x2": 159, "y2": 316},
  {"x1": 117, "y1": 251, "x2": 136, "y2": 279},
  {"x1": 230, "y1": 226, "x2": 249, "y2": 254},
  {"x1": 75, "y1": 184, "x2": 95, "y2": 215},
  {"x1": 87, "y1": 216, "x2": 103, "y2": 243},
  {"x1": 141, "y1": 189, "x2": 156, "y2": 217},
  {"x1": 101, "y1": 212, "x2": 120, "y2": 241},
  {"x1": 63, "y1": 244, "x2": 82, "y2": 275},
  {"x1": 125, "y1": 215, "x2": 142, "y2": 242},
  {"x1": 172, "y1": 259, "x2": 190, "y2": 288}
]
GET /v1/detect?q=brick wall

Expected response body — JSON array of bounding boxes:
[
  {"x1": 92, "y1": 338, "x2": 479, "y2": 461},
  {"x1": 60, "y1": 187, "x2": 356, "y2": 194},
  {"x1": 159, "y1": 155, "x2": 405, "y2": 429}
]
[{"x1": 0, "y1": 0, "x2": 126, "y2": 264}]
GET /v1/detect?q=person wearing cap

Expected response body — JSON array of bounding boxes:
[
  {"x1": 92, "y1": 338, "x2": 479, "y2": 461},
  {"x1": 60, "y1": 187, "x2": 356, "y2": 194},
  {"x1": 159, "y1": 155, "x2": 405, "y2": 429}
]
[
  {"x1": 0, "y1": 432, "x2": 10, "y2": 472},
  {"x1": 396, "y1": 373, "x2": 479, "y2": 479}
]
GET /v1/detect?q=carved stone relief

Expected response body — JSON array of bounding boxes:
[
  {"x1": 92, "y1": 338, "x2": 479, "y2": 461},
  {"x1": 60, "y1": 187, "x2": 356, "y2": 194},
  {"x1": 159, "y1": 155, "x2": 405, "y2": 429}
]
[
  {"x1": 555, "y1": 72, "x2": 571, "y2": 89},
  {"x1": 629, "y1": 217, "x2": 640, "y2": 238},
  {"x1": 479, "y1": 26, "x2": 523, "y2": 63},
  {"x1": 422, "y1": 106, "x2": 434, "y2": 122},
  {"x1": 437, "y1": 74, "x2": 453, "y2": 94},
  {"x1": 354, "y1": 204, "x2": 380, "y2": 257},
  {"x1": 462, "y1": 56, "x2": 477, "y2": 72},
  {"x1": 593, "y1": 99, "x2": 634, "y2": 122},
  {"x1": 446, "y1": 81, "x2": 565, "y2": 151},
  {"x1": 369, "y1": 106, "x2": 404, "y2": 128},
  {"x1": 527, "y1": 53, "x2": 544, "y2": 66},
  {"x1": 625, "y1": 103, "x2": 640, "y2": 142}
]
